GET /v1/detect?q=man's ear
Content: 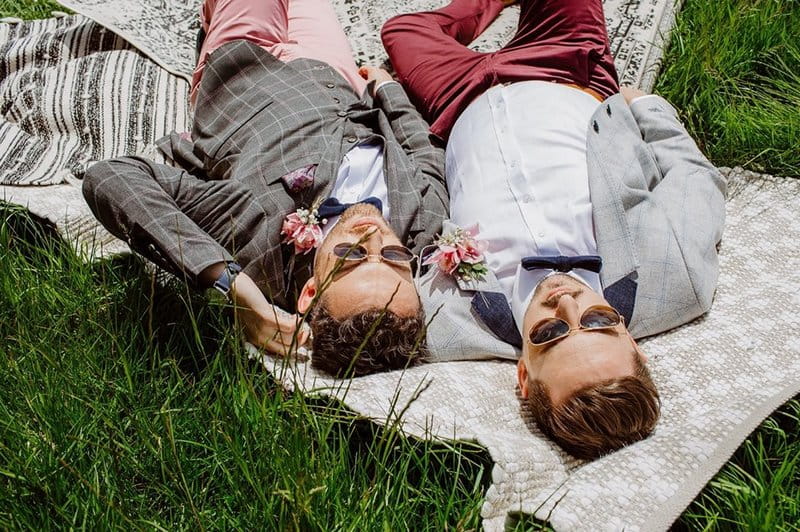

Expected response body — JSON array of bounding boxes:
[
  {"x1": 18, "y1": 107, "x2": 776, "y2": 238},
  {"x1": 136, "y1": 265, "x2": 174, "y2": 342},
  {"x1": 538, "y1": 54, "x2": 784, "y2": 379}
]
[
  {"x1": 297, "y1": 278, "x2": 317, "y2": 314},
  {"x1": 517, "y1": 358, "x2": 530, "y2": 398}
]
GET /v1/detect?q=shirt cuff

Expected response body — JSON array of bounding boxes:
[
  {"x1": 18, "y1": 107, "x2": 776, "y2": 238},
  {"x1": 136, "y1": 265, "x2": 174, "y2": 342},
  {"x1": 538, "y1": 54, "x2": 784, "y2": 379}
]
[
  {"x1": 375, "y1": 80, "x2": 400, "y2": 93},
  {"x1": 629, "y1": 94, "x2": 660, "y2": 105}
]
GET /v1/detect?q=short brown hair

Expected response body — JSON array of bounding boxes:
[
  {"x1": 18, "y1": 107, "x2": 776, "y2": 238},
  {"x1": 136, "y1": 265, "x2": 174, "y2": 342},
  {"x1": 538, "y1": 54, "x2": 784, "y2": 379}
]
[
  {"x1": 526, "y1": 355, "x2": 660, "y2": 460},
  {"x1": 310, "y1": 304, "x2": 429, "y2": 377}
]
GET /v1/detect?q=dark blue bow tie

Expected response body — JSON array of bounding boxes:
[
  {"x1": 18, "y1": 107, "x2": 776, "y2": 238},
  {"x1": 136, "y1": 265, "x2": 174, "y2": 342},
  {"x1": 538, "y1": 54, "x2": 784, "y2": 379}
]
[
  {"x1": 521, "y1": 255, "x2": 603, "y2": 273},
  {"x1": 317, "y1": 196, "x2": 383, "y2": 219}
]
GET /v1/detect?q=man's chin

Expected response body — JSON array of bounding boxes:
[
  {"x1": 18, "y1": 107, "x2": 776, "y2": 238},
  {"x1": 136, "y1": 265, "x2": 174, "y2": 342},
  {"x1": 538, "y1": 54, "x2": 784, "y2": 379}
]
[
  {"x1": 339, "y1": 202, "x2": 383, "y2": 223},
  {"x1": 534, "y1": 273, "x2": 582, "y2": 297}
]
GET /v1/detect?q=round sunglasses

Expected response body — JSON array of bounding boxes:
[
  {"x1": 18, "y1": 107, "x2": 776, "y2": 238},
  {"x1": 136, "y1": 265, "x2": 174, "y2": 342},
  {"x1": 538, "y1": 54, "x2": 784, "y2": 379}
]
[
  {"x1": 528, "y1": 305, "x2": 623, "y2": 346},
  {"x1": 332, "y1": 243, "x2": 415, "y2": 264}
]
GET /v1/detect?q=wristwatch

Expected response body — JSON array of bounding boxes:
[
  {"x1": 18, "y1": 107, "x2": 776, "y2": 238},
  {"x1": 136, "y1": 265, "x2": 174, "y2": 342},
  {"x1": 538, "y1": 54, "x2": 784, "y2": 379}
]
[{"x1": 212, "y1": 262, "x2": 242, "y2": 301}]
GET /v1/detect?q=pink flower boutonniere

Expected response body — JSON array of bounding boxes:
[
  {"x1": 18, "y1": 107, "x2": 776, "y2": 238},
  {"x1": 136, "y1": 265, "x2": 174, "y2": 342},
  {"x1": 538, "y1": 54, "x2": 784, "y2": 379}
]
[
  {"x1": 281, "y1": 207, "x2": 326, "y2": 254},
  {"x1": 423, "y1": 224, "x2": 489, "y2": 281}
]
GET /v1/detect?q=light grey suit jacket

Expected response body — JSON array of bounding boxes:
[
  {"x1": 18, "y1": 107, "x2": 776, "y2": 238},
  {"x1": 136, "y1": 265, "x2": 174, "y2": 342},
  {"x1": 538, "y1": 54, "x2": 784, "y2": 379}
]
[{"x1": 421, "y1": 94, "x2": 727, "y2": 362}]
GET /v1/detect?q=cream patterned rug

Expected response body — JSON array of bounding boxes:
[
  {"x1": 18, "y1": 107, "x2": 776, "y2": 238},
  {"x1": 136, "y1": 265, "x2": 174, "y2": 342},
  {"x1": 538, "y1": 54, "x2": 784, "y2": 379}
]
[
  {"x1": 256, "y1": 168, "x2": 800, "y2": 530},
  {"x1": 2, "y1": 3, "x2": 799, "y2": 530}
]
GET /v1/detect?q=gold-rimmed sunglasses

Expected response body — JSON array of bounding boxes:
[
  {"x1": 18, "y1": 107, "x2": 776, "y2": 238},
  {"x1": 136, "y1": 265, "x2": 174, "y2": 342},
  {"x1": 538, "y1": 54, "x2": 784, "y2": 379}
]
[
  {"x1": 528, "y1": 305, "x2": 624, "y2": 346},
  {"x1": 332, "y1": 243, "x2": 416, "y2": 264}
]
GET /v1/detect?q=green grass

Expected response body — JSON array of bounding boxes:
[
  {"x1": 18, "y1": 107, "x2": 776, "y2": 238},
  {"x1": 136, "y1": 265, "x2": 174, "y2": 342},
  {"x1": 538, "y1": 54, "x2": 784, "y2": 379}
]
[
  {"x1": 2, "y1": 0, "x2": 800, "y2": 529},
  {"x1": 656, "y1": 0, "x2": 800, "y2": 177},
  {"x1": 0, "y1": 0, "x2": 65, "y2": 19},
  {"x1": 0, "y1": 204, "x2": 491, "y2": 529}
]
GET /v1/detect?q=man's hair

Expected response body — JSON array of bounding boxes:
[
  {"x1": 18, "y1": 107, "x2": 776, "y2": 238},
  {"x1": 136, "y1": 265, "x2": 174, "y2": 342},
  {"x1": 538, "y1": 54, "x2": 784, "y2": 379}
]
[
  {"x1": 309, "y1": 304, "x2": 429, "y2": 377},
  {"x1": 526, "y1": 354, "x2": 660, "y2": 460}
]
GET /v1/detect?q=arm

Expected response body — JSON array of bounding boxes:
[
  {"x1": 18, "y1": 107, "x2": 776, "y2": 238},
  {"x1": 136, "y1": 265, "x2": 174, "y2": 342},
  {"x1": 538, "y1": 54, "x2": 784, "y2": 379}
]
[
  {"x1": 621, "y1": 89, "x2": 727, "y2": 315},
  {"x1": 83, "y1": 156, "x2": 307, "y2": 355},
  {"x1": 364, "y1": 72, "x2": 449, "y2": 248},
  {"x1": 623, "y1": 87, "x2": 724, "y2": 190},
  {"x1": 358, "y1": 68, "x2": 444, "y2": 183}
]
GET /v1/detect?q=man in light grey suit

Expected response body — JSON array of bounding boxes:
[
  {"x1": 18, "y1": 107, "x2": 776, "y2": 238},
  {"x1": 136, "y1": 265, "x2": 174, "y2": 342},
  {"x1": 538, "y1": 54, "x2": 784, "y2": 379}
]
[
  {"x1": 383, "y1": 0, "x2": 726, "y2": 458},
  {"x1": 83, "y1": 0, "x2": 448, "y2": 376}
]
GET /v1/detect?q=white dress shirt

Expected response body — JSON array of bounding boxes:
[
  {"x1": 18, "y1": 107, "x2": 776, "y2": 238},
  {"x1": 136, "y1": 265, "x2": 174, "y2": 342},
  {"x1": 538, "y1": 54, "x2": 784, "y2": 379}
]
[
  {"x1": 322, "y1": 143, "x2": 389, "y2": 235},
  {"x1": 446, "y1": 80, "x2": 604, "y2": 330}
]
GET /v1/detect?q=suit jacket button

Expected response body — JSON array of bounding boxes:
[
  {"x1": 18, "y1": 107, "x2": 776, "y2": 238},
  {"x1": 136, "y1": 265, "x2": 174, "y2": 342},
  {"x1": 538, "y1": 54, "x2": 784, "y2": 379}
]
[
  {"x1": 593, "y1": 120, "x2": 599, "y2": 133},
  {"x1": 326, "y1": 82, "x2": 335, "y2": 88},
  {"x1": 337, "y1": 111, "x2": 347, "y2": 117},
  {"x1": 346, "y1": 136, "x2": 357, "y2": 143}
]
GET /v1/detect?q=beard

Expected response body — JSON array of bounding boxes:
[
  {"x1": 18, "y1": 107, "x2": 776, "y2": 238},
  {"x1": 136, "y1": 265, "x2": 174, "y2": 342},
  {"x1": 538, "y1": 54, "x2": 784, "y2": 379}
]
[
  {"x1": 533, "y1": 273, "x2": 586, "y2": 308},
  {"x1": 338, "y1": 202, "x2": 382, "y2": 223}
]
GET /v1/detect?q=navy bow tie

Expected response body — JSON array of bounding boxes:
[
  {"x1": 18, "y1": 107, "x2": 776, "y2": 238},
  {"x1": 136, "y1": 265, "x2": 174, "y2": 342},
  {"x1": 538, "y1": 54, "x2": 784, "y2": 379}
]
[
  {"x1": 317, "y1": 196, "x2": 383, "y2": 219},
  {"x1": 521, "y1": 255, "x2": 603, "y2": 273}
]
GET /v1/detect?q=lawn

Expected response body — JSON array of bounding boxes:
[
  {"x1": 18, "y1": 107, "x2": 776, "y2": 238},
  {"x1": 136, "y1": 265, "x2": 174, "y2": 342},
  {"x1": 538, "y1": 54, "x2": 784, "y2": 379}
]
[{"x1": 1, "y1": 0, "x2": 799, "y2": 529}]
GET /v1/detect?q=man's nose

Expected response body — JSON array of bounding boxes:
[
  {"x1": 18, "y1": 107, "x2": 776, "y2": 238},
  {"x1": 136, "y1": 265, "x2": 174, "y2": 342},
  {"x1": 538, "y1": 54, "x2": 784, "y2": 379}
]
[
  {"x1": 362, "y1": 228, "x2": 384, "y2": 260},
  {"x1": 554, "y1": 294, "x2": 580, "y2": 325}
]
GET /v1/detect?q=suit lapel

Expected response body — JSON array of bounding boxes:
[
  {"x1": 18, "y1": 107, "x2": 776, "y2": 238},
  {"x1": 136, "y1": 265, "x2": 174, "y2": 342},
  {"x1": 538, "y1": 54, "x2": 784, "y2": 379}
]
[
  {"x1": 586, "y1": 95, "x2": 639, "y2": 289},
  {"x1": 587, "y1": 95, "x2": 641, "y2": 323},
  {"x1": 603, "y1": 274, "x2": 637, "y2": 326},
  {"x1": 441, "y1": 224, "x2": 522, "y2": 347}
]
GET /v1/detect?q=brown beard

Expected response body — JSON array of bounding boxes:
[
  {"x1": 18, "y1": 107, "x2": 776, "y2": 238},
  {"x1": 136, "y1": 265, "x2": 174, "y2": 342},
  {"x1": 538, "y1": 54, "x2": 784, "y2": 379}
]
[
  {"x1": 533, "y1": 274, "x2": 586, "y2": 308},
  {"x1": 338, "y1": 202, "x2": 382, "y2": 223}
]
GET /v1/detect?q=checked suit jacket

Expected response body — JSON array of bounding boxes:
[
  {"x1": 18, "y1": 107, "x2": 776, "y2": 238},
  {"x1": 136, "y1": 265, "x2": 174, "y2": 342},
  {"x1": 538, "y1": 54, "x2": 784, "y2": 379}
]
[
  {"x1": 420, "y1": 94, "x2": 728, "y2": 362},
  {"x1": 83, "y1": 40, "x2": 448, "y2": 309}
]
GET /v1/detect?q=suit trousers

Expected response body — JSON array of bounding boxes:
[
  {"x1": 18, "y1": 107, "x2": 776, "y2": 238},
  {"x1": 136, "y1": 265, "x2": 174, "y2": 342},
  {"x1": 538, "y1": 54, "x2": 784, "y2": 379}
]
[
  {"x1": 381, "y1": 0, "x2": 620, "y2": 140},
  {"x1": 191, "y1": 0, "x2": 367, "y2": 103}
]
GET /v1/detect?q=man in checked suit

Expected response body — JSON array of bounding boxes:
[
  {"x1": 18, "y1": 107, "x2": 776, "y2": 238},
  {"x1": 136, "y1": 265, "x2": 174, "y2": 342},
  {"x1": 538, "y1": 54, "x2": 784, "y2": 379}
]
[
  {"x1": 382, "y1": 0, "x2": 726, "y2": 458},
  {"x1": 83, "y1": 0, "x2": 448, "y2": 375}
]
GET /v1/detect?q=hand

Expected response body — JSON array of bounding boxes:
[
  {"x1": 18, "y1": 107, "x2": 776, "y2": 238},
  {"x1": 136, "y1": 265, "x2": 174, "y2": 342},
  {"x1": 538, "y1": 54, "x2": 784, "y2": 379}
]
[
  {"x1": 358, "y1": 66, "x2": 394, "y2": 95},
  {"x1": 230, "y1": 272, "x2": 311, "y2": 358},
  {"x1": 620, "y1": 86, "x2": 647, "y2": 105}
]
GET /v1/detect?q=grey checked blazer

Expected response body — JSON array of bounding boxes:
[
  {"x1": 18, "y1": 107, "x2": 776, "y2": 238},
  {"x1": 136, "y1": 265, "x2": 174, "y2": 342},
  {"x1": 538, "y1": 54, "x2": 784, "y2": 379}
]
[
  {"x1": 83, "y1": 40, "x2": 448, "y2": 308},
  {"x1": 421, "y1": 94, "x2": 727, "y2": 362}
]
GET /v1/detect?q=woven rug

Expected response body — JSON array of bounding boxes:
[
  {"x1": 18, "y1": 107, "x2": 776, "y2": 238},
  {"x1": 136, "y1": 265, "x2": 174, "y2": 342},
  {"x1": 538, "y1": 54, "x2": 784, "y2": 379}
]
[
  {"x1": 256, "y1": 168, "x2": 800, "y2": 530},
  {"x1": 2, "y1": 5, "x2": 799, "y2": 530}
]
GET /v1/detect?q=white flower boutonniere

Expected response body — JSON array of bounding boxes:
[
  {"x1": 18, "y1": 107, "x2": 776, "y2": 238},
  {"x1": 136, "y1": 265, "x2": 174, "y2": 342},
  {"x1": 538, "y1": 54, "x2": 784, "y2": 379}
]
[
  {"x1": 423, "y1": 224, "x2": 489, "y2": 281},
  {"x1": 281, "y1": 207, "x2": 326, "y2": 255}
]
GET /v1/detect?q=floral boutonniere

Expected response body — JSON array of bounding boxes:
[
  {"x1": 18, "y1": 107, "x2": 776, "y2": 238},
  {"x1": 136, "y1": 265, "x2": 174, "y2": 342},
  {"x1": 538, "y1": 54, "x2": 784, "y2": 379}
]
[
  {"x1": 281, "y1": 207, "x2": 326, "y2": 254},
  {"x1": 423, "y1": 224, "x2": 489, "y2": 281}
]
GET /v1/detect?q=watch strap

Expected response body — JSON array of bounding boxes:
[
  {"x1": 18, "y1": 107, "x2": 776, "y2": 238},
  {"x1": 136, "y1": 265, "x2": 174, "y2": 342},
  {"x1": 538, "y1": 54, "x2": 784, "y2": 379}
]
[{"x1": 212, "y1": 262, "x2": 242, "y2": 301}]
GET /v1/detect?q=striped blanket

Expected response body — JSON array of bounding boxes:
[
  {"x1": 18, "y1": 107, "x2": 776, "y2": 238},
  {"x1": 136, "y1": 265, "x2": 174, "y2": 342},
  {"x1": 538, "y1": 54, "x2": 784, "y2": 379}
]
[{"x1": 0, "y1": 14, "x2": 190, "y2": 254}]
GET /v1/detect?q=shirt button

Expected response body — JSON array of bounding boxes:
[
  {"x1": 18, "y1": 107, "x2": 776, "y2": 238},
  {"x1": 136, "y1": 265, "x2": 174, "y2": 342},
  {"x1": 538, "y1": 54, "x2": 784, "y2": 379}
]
[
  {"x1": 346, "y1": 136, "x2": 357, "y2": 143},
  {"x1": 326, "y1": 82, "x2": 335, "y2": 88},
  {"x1": 522, "y1": 194, "x2": 532, "y2": 203},
  {"x1": 538, "y1": 231, "x2": 545, "y2": 238},
  {"x1": 337, "y1": 111, "x2": 347, "y2": 117}
]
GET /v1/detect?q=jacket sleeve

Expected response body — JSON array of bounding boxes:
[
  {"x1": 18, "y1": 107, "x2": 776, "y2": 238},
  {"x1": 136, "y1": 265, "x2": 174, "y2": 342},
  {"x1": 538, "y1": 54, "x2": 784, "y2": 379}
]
[
  {"x1": 373, "y1": 81, "x2": 447, "y2": 188},
  {"x1": 629, "y1": 95, "x2": 724, "y2": 189},
  {"x1": 82, "y1": 155, "x2": 266, "y2": 287},
  {"x1": 629, "y1": 95, "x2": 728, "y2": 313},
  {"x1": 372, "y1": 81, "x2": 449, "y2": 249}
]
